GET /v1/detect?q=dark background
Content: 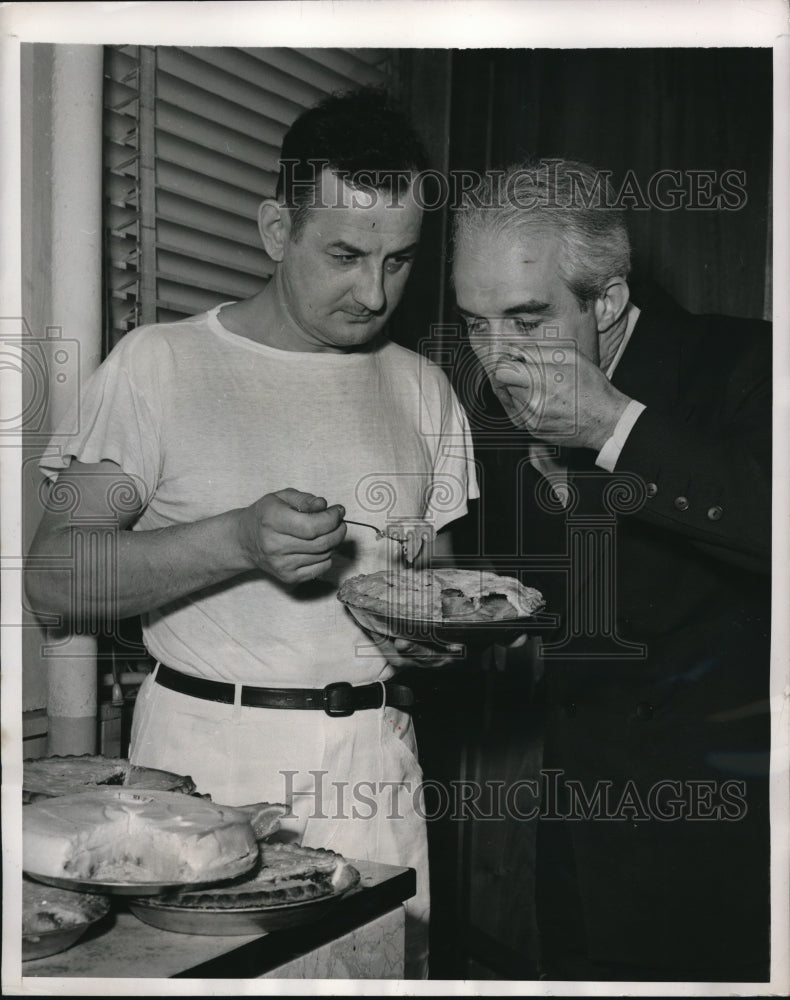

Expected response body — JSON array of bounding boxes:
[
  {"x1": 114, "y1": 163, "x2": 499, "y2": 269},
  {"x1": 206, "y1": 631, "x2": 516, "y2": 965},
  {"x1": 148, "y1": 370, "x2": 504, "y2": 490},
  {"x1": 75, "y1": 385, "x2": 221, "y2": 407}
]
[
  {"x1": 394, "y1": 47, "x2": 772, "y2": 352},
  {"x1": 393, "y1": 46, "x2": 773, "y2": 979}
]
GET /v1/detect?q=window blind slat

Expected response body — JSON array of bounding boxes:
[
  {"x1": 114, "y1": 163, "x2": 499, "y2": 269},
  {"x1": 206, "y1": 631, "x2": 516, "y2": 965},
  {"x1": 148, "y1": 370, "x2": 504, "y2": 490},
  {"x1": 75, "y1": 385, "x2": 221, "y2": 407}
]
[
  {"x1": 242, "y1": 47, "x2": 386, "y2": 93},
  {"x1": 291, "y1": 48, "x2": 390, "y2": 86},
  {"x1": 156, "y1": 102, "x2": 280, "y2": 173},
  {"x1": 156, "y1": 132, "x2": 271, "y2": 198},
  {"x1": 156, "y1": 160, "x2": 269, "y2": 218},
  {"x1": 104, "y1": 45, "x2": 143, "y2": 349},
  {"x1": 156, "y1": 279, "x2": 249, "y2": 316},
  {"x1": 105, "y1": 166, "x2": 137, "y2": 203},
  {"x1": 157, "y1": 191, "x2": 262, "y2": 249},
  {"x1": 105, "y1": 44, "x2": 138, "y2": 80},
  {"x1": 159, "y1": 48, "x2": 306, "y2": 123},
  {"x1": 157, "y1": 307, "x2": 192, "y2": 325},
  {"x1": 104, "y1": 77, "x2": 138, "y2": 115},
  {"x1": 106, "y1": 202, "x2": 138, "y2": 233},
  {"x1": 157, "y1": 253, "x2": 265, "y2": 300},
  {"x1": 104, "y1": 107, "x2": 137, "y2": 144},
  {"x1": 104, "y1": 138, "x2": 140, "y2": 176},
  {"x1": 157, "y1": 71, "x2": 289, "y2": 148},
  {"x1": 185, "y1": 46, "x2": 326, "y2": 111},
  {"x1": 108, "y1": 233, "x2": 138, "y2": 266},
  {"x1": 156, "y1": 219, "x2": 271, "y2": 278}
]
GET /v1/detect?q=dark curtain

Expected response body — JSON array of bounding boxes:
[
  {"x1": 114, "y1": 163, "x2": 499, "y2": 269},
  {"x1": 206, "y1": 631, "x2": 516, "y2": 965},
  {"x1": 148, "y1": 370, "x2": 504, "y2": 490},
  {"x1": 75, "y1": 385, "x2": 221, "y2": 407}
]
[
  {"x1": 447, "y1": 48, "x2": 772, "y2": 321},
  {"x1": 414, "y1": 47, "x2": 774, "y2": 978}
]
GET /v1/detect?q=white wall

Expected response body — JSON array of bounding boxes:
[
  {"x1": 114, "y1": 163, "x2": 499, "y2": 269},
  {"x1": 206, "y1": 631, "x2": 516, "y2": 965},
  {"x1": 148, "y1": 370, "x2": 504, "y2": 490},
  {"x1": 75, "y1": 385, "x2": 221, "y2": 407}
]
[{"x1": 21, "y1": 42, "x2": 104, "y2": 754}]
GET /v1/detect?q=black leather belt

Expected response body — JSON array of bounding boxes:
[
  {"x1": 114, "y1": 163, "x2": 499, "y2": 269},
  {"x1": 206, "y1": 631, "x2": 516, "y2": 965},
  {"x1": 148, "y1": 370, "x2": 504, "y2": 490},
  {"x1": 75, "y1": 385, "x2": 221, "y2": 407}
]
[{"x1": 154, "y1": 664, "x2": 414, "y2": 717}]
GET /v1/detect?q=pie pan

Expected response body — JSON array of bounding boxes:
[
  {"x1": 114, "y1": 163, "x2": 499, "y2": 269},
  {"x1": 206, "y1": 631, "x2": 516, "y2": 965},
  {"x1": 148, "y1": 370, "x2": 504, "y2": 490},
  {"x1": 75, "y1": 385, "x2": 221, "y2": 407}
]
[
  {"x1": 23, "y1": 871, "x2": 245, "y2": 897},
  {"x1": 22, "y1": 879, "x2": 111, "y2": 961},
  {"x1": 127, "y1": 859, "x2": 361, "y2": 935},
  {"x1": 339, "y1": 598, "x2": 558, "y2": 648}
]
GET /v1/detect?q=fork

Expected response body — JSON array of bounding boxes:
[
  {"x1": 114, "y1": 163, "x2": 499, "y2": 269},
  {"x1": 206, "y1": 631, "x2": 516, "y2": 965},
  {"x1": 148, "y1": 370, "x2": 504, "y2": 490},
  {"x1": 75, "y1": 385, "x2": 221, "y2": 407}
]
[
  {"x1": 343, "y1": 518, "x2": 393, "y2": 541},
  {"x1": 343, "y1": 518, "x2": 436, "y2": 565}
]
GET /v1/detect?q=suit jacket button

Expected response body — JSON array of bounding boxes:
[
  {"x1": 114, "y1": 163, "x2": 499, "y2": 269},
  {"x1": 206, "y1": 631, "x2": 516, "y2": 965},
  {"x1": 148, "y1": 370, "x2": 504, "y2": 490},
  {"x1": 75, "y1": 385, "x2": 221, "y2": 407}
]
[
  {"x1": 674, "y1": 496, "x2": 689, "y2": 511},
  {"x1": 564, "y1": 701, "x2": 577, "y2": 718},
  {"x1": 636, "y1": 701, "x2": 654, "y2": 721},
  {"x1": 646, "y1": 482, "x2": 658, "y2": 498},
  {"x1": 707, "y1": 505, "x2": 723, "y2": 521}
]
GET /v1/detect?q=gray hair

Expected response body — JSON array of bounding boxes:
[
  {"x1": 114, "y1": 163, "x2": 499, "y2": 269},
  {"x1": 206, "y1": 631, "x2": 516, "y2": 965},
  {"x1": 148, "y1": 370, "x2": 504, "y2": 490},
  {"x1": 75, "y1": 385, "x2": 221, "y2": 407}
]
[{"x1": 452, "y1": 159, "x2": 631, "y2": 309}]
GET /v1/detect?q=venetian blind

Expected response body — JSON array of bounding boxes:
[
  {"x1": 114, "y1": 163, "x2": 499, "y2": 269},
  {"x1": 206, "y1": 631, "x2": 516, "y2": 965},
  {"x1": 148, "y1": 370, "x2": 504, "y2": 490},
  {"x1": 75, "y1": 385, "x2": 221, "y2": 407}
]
[{"x1": 102, "y1": 46, "x2": 394, "y2": 354}]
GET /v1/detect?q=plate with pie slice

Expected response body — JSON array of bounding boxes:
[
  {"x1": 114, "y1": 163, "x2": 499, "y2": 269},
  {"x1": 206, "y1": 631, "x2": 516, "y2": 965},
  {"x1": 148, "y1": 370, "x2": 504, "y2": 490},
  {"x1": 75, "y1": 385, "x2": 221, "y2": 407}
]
[
  {"x1": 338, "y1": 567, "x2": 557, "y2": 647},
  {"x1": 22, "y1": 878, "x2": 111, "y2": 961},
  {"x1": 128, "y1": 843, "x2": 361, "y2": 935}
]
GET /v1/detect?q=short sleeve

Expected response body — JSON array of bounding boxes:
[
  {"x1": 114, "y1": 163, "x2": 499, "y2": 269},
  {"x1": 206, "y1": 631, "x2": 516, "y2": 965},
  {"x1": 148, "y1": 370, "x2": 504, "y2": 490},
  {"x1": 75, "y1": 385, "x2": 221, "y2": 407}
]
[{"x1": 38, "y1": 331, "x2": 162, "y2": 508}]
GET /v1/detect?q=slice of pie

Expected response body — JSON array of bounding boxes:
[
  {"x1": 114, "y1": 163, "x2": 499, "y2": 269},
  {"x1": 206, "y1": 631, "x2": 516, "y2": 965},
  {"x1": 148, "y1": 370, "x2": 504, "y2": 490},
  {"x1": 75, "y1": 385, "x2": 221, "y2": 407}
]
[
  {"x1": 233, "y1": 802, "x2": 290, "y2": 842},
  {"x1": 338, "y1": 568, "x2": 545, "y2": 622}
]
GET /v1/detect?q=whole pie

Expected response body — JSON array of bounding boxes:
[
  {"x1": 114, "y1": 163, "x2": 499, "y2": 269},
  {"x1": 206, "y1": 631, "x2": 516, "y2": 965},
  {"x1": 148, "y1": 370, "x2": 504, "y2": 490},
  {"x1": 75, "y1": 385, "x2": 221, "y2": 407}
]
[
  {"x1": 23, "y1": 754, "x2": 196, "y2": 802},
  {"x1": 338, "y1": 567, "x2": 545, "y2": 622},
  {"x1": 23, "y1": 788, "x2": 258, "y2": 884},
  {"x1": 152, "y1": 842, "x2": 352, "y2": 909}
]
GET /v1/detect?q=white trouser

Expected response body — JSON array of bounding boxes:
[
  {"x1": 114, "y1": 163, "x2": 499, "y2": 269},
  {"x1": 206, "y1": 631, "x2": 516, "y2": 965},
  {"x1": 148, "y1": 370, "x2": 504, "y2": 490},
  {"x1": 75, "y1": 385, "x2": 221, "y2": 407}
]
[{"x1": 129, "y1": 668, "x2": 430, "y2": 978}]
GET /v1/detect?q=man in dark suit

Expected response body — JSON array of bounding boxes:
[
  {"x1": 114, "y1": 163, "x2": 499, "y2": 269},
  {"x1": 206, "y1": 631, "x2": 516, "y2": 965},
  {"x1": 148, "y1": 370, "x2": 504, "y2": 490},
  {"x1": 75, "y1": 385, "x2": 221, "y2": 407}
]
[{"x1": 451, "y1": 158, "x2": 771, "y2": 982}]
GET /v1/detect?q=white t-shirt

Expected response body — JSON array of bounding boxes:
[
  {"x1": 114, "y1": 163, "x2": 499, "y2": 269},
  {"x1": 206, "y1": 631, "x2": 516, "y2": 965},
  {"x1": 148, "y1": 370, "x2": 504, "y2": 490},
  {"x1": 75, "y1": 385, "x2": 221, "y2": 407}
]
[{"x1": 40, "y1": 305, "x2": 479, "y2": 686}]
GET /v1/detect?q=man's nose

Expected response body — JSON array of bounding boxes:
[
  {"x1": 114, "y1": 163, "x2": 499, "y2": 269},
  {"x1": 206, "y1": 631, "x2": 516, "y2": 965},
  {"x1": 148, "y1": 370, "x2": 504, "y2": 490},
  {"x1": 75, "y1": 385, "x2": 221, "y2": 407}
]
[
  {"x1": 472, "y1": 324, "x2": 511, "y2": 361},
  {"x1": 352, "y1": 264, "x2": 386, "y2": 313}
]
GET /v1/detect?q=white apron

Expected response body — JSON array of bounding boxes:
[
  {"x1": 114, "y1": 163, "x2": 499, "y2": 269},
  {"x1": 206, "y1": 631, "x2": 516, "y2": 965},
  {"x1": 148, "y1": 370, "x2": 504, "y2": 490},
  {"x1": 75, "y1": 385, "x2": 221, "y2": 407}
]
[{"x1": 129, "y1": 668, "x2": 430, "y2": 978}]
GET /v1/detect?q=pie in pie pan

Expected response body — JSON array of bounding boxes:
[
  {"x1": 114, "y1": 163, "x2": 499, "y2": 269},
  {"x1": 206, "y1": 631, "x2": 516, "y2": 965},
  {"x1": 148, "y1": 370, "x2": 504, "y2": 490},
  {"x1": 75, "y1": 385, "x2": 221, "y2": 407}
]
[
  {"x1": 23, "y1": 788, "x2": 259, "y2": 894},
  {"x1": 128, "y1": 843, "x2": 361, "y2": 935},
  {"x1": 23, "y1": 878, "x2": 111, "y2": 961},
  {"x1": 23, "y1": 754, "x2": 196, "y2": 803},
  {"x1": 338, "y1": 567, "x2": 554, "y2": 646}
]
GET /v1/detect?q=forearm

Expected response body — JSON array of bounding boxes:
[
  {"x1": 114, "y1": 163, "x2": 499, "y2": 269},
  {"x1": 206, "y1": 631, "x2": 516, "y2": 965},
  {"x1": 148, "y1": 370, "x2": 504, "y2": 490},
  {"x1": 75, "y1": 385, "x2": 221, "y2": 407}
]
[{"x1": 26, "y1": 509, "x2": 253, "y2": 624}]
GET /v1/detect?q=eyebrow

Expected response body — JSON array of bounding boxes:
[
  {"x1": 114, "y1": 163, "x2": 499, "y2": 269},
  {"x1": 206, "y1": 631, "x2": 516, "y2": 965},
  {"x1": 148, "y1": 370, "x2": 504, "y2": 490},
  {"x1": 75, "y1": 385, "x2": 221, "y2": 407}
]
[
  {"x1": 503, "y1": 301, "x2": 552, "y2": 315},
  {"x1": 457, "y1": 300, "x2": 553, "y2": 317},
  {"x1": 326, "y1": 240, "x2": 420, "y2": 257}
]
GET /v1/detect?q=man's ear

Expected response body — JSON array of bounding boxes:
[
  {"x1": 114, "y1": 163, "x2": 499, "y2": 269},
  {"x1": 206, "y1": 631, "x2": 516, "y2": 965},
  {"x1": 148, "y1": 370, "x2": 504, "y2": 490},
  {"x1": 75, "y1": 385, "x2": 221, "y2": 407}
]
[
  {"x1": 594, "y1": 277, "x2": 630, "y2": 332},
  {"x1": 258, "y1": 199, "x2": 291, "y2": 262}
]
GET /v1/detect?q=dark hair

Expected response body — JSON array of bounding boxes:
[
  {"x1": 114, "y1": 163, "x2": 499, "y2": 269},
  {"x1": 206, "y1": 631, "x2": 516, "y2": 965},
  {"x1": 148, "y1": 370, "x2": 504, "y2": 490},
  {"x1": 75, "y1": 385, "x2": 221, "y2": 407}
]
[
  {"x1": 276, "y1": 85, "x2": 430, "y2": 238},
  {"x1": 453, "y1": 158, "x2": 631, "y2": 310}
]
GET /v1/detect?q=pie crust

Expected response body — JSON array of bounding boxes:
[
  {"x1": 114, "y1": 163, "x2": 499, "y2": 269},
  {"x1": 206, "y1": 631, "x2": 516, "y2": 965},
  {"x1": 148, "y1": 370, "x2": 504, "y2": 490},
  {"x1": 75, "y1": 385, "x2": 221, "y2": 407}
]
[
  {"x1": 338, "y1": 567, "x2": 545, "y2": 622},
  {"x1": 23, "y1": 878, "x2": 110, "y2": 936},
  {"x1": 23, "y1": 754, "x2": 196, "y2": 802},
  {"x1": 154, "y1": 843, "x2": 347, "y2": 909}
]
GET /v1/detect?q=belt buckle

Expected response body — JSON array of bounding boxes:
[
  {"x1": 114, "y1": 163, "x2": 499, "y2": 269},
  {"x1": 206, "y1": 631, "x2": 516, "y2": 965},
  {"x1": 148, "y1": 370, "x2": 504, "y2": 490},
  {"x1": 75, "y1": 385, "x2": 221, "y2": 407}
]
[{"x1": 323, "y1": 681, "x2": 355, "y2": 717}]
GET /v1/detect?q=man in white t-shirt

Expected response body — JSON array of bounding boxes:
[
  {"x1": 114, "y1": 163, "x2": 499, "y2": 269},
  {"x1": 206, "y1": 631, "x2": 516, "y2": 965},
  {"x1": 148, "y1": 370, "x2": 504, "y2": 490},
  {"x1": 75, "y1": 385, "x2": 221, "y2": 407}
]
[{"x1": 27, "y1": 88, "x2": 479, "y2": 978}]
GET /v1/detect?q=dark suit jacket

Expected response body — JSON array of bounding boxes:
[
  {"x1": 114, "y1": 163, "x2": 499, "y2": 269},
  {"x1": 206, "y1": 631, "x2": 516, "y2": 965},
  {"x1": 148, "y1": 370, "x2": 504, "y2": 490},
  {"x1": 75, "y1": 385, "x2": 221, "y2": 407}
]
[{"x1": 473, "y1": 301, "x2": 772, "y2": 975}]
